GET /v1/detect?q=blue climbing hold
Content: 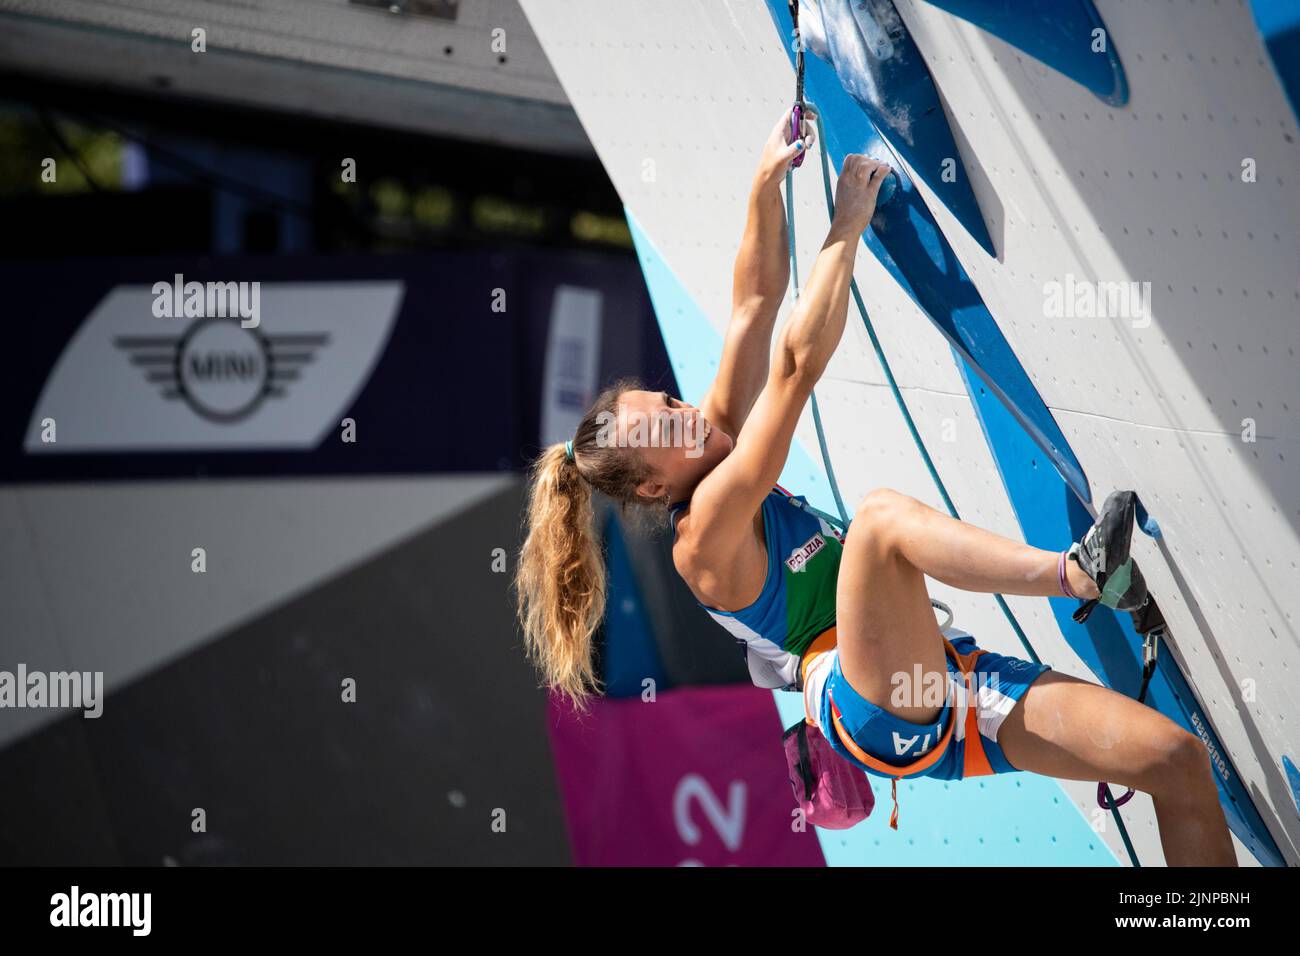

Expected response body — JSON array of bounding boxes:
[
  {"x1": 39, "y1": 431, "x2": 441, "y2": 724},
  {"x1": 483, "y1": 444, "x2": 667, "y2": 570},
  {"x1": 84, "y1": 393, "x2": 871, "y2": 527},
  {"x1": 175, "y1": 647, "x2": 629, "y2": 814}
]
[
  {"x1": 875, "y1": 169, "x2": 898, "y2": 207},
  {"x1": 1133, "y1": 494, "x2": 1162, "y2": 540},
  {"x1": 791, "y1": 0, "x2": 997, "y2": 256},
  {"x1": 1285, "y1": 756, "x2": 1300, "y2": 818},
  {"x1": 1249, "y1": 0, "x2": 1300, "y2": 125},
  {"x1": 921, "y1": 0, "x2": 1129, "y2": 106}
]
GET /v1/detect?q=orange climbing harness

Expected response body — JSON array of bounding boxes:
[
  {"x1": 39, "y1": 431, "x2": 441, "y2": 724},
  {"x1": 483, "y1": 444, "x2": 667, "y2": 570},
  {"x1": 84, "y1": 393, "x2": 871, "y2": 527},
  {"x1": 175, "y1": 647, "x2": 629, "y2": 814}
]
[{"x1": 801, "y1": 628, "x2": 995, "y2": 829}]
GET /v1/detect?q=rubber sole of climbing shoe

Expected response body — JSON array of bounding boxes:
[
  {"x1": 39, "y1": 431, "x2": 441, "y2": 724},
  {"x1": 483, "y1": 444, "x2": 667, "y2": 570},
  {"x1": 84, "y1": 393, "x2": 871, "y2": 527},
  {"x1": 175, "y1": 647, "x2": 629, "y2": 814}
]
[{"x1": 1069, "y1": 489, "x2": 1149, "y2": 618}]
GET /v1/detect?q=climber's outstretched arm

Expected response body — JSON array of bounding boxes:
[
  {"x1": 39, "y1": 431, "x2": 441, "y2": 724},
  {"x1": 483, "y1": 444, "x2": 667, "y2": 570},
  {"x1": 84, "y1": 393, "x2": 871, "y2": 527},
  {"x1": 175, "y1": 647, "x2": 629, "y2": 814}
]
[
  {"x1": 766, "y1": 153, "x2": 889, "y2": 391},
  {"x1": 699, "y1": 108, "x2": 812, "y2": 440},
  {"x1": 681, "y1": 156, "x2": 890, "y2": 568}
]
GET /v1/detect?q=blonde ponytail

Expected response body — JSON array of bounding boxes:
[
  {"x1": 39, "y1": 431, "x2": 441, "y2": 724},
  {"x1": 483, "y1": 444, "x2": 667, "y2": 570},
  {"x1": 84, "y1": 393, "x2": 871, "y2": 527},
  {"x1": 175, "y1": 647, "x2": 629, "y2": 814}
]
[
  {"x1": 516, "y1": 442, "x2": 608, "y2": 711},
  {"x1": 514, "y1": 377, "x2": 658, "y2": 711}
]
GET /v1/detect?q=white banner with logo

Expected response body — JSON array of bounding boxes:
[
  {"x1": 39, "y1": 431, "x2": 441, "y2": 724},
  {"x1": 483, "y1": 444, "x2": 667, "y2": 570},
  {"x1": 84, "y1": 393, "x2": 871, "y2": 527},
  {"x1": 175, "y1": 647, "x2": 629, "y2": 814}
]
[{"x1": 24, "y1": 281, "x2": 403, "y2": 452}]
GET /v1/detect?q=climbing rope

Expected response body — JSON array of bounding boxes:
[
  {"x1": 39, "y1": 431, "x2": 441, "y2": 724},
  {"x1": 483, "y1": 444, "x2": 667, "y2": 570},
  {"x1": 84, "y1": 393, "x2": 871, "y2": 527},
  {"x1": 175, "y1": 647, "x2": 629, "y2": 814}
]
[
  {"x1": 784, "y1": 163, "x2": 851, "y2": 532},
  {"x1": 782, "y1": 0, "x2": 1143, "y2": 867}
]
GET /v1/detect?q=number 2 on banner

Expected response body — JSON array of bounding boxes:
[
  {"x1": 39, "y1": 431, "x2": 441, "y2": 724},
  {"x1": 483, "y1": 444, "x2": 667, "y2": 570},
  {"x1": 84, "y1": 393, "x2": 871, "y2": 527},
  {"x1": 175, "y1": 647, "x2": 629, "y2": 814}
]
[{"x1": 673, "y1": 774, "x2": 747, "y2": 863}]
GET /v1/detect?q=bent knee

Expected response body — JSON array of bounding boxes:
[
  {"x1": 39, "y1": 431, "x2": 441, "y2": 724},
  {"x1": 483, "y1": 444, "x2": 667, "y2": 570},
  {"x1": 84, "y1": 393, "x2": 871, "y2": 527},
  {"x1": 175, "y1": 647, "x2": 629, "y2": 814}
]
[
  {"x1": 1150, "y1": 728, "x2": 1214, "y2": 793},
  {"x1": 847, "y1": 488, "x2": 914, "y2": 556},
  {"x1": 854, "y1": 487, "x2": 911, "y2": 521}
]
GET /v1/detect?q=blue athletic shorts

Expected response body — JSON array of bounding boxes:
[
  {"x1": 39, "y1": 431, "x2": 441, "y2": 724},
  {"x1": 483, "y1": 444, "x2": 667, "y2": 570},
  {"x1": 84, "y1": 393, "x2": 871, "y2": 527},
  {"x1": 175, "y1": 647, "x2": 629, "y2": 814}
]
[{"x1": 803, "y1": 628, "x2": 1052, "y2": 781}]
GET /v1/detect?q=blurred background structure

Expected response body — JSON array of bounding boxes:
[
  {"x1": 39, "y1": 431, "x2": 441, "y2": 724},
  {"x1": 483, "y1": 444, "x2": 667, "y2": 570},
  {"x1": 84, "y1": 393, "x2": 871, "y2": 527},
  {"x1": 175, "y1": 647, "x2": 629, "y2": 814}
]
[
  {"x1": 4, "y1": 0, "x2": 1298, "y2": 868},
  {"x1": 1, "y1": 0, "x2": 789, "y2": 866}
]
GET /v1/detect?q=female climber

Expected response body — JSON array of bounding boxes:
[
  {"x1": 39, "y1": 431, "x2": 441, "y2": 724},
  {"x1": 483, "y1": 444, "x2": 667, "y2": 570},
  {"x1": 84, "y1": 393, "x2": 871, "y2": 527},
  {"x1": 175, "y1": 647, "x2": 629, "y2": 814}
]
[{"x1": 513, "y1": 108, "x2": 1236, "y2": 866}]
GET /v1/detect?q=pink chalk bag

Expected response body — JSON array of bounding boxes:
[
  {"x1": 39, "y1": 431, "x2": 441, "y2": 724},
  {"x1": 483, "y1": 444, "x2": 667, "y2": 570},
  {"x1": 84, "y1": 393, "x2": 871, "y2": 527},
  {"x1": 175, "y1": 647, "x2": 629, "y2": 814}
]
[
  {"x1": 781, "y1": 625, "x2": 876, "y2": 829},
  {"x1": 782, "y1": 717, "x2": 875, "y2": 829}
]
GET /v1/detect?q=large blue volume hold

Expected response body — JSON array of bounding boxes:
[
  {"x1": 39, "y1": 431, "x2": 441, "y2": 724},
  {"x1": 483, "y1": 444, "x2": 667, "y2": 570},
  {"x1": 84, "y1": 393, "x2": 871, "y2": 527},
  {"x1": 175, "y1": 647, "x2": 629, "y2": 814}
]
[
  {"x1": 1249, "y1": 0, "x2": 1300, "y2": 124},
  {"x1": 921, "y1": 0, "x2": 1129, "y2": 106},
  {"x1": 797, "y1": 0, "x2": 996, "y2": 257}
]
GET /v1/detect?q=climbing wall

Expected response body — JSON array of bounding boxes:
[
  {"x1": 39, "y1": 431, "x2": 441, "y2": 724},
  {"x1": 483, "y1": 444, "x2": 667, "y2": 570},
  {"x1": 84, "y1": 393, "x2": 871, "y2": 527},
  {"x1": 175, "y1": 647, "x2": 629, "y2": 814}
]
[
  {"x1": 890, "y1": 0, "x2": 1300, "y2": 865},
  {"x1": 519, "y1": 0, "x2": 1299, "y2": 866}
]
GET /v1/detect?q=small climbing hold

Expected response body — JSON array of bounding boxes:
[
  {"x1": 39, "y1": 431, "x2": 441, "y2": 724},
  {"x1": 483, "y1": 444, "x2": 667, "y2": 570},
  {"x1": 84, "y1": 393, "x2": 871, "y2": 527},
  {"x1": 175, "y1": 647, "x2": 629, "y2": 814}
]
[
  {"x1": 876, "y1": 169, "x2": 898, "y2": 206},
  {"x1": 1284, "y1": 756, "x2": 1300, "y2": 819}
]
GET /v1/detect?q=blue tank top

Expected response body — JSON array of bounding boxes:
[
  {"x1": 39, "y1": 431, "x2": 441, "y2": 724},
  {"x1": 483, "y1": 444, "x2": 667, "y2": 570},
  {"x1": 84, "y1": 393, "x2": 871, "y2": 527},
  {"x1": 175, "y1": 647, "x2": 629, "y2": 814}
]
[{"x1": 669, "y1": 487, "x2": 844, "y2": 691}]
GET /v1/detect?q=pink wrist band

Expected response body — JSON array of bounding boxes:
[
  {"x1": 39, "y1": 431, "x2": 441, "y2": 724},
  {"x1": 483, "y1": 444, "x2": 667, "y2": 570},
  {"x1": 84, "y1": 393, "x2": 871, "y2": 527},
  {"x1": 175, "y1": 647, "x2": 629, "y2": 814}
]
[{"x1": 1058, "y1": 549, "x2": 1077, "y2": 599}]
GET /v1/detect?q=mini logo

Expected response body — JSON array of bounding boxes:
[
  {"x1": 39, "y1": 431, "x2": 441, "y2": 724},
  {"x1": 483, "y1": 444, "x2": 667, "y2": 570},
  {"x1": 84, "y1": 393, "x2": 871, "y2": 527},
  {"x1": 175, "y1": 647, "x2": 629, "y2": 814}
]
[
  {"x1": 115, "y1": 317, "x2": 329, "y2": 423},
  {"x1": 786, "y1": 533, "x2": 826, "y2": 573}
]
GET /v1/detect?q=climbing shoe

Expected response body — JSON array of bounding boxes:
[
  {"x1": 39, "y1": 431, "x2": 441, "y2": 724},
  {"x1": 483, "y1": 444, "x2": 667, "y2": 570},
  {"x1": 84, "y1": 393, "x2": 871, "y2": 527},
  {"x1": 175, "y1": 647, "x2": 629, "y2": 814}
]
[{"x1": 1068, "y1": 490, "x2": 1149, "y2": 623}]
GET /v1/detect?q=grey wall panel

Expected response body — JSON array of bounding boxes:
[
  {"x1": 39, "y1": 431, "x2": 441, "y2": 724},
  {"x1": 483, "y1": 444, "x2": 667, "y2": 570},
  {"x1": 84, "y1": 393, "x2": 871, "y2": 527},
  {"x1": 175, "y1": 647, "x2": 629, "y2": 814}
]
[
  {"x1": 0, "y1": 477, "x2": 572, "y2": 865},
  {"x1": 0, "y1": 476, "x2": 512, "y2": 749}
]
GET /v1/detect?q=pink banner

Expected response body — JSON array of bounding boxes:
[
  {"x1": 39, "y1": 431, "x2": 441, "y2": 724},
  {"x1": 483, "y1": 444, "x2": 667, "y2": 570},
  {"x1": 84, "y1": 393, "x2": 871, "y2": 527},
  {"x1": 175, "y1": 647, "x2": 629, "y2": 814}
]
[{"x1": 546, "y1": 685, "x2": 826, "y2": 866}]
